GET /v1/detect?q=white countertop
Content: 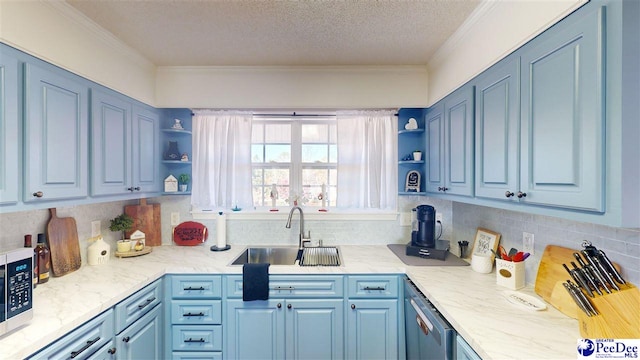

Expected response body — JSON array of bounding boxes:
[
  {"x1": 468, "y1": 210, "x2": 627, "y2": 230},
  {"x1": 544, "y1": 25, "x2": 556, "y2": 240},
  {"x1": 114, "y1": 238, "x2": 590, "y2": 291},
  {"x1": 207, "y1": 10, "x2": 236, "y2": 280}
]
[{"x1": 0, "y1": 245, "x2": 579, "y2": 359}]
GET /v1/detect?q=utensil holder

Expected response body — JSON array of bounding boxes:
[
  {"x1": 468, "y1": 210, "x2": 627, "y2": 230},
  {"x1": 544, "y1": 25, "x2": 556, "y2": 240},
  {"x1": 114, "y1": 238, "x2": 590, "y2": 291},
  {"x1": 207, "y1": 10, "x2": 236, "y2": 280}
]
[
  {"x1": 578, "y1": 284, "x2": 640, "y2": 338},
  {"x1": 496, "y1": 259, "x2": 525, "y2": 290}
]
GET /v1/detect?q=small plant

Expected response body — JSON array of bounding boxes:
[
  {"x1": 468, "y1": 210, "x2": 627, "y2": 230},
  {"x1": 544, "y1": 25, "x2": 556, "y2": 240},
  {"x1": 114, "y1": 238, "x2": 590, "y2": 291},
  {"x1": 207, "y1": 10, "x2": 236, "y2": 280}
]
[
  {"x1": 178, "y1": 173, "x2": 191, "y2": 185},
  {"x1": 109, "y1": 213, "x2": 134, "y2": 240}
]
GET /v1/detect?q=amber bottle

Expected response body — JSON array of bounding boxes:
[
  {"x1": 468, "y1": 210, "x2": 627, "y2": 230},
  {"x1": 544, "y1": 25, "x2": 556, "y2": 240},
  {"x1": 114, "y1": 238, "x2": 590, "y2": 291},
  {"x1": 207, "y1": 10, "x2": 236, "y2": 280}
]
[
  {"x1": 35, "y1": 233, "x2": 51, "y2": 284},
  {"x1": 24, "y1": 234, "x2": 38, "y2": 288}
]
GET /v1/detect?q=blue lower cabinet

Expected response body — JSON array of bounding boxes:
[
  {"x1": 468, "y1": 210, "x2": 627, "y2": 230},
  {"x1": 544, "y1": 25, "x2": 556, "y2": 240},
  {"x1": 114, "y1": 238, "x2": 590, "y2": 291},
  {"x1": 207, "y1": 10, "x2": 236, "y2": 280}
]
[
  {"x1": 115, "y1": 304, "x2": 163, "y2": 360},
  {"x1": 86, "y1": 340, "x2": 117, "y2": 360},
  {"x1": 171, "y1": 325, "x2": 223, "y2": 352},
  {"x1": 172, "y1": 352, "x2": 222, "y2": 360},
  {"x1": 285, "y1": 299, "x2": 344, "y2": 360},
  {"x1": 456, "y1": 335, "x2": 481, "y2": 360},
  {"x1": 225, "y1": 299, "x2": 285, "y2": 360},
  {"x1": 347, "y1": 299, "x2": 399, "y2": 360}
]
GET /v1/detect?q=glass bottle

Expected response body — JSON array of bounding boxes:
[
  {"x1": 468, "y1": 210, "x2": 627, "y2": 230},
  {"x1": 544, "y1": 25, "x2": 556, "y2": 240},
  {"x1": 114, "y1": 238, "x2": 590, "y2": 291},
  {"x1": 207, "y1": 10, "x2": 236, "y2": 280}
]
[
  {"x1": 35, "y1": 233, "x2": 51, "y2": 284},
  {"x1": 24, "y1": 234, "x2": 38, "y2": 288}
]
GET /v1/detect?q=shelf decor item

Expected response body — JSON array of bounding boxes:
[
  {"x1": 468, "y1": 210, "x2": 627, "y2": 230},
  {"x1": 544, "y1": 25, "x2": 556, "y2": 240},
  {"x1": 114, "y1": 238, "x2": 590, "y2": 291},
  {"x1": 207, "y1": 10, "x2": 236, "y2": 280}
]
[
  {"x1": 172, "y1": 119, "x2": 184, "y2": 130},
  {"x1": 413, "y1": 150, "x2": 422, "y2": 161},
  {"x1": 470, "y1": 228, "x2": 501, "y2": 273},
  {"x1": 178, "y1": 173, "x2": 190, "y2": 192},
  {"x1": 164, "y1": 140, "x2": 181, "y2": 160},
  {"x1": 404, "y1": 117, "x2": 418, "y2": 130},
  {"x1": 405, "y1": 170, "x2": 420, "y2": 192},
  {"x1": 164, "y1": 174, "x2": 178, "y2": 192},
  {"x1": 109, "y1": 213, "x2": 134, "y2": 241}
]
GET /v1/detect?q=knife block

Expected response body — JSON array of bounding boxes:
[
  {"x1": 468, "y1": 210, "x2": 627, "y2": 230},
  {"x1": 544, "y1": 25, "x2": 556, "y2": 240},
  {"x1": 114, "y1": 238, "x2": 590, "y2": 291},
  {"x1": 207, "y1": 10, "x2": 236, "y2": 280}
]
[{"x1": 578, "y1": 284, "x2": 640, "y2": 338}]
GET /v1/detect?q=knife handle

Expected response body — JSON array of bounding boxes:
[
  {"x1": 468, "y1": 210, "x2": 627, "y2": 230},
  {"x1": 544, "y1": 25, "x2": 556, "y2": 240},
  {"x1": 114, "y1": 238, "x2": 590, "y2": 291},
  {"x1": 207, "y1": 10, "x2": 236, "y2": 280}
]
[{"x1": 598, "y1": 250, "x2": 626, "y2": 285}]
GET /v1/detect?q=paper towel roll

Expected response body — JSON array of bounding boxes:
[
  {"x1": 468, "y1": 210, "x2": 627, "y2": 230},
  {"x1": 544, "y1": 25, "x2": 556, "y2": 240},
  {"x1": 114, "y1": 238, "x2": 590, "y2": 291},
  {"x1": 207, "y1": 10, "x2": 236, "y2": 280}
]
[{"x1": 217, "y1": 211, "x2": 226, "y2": 248}]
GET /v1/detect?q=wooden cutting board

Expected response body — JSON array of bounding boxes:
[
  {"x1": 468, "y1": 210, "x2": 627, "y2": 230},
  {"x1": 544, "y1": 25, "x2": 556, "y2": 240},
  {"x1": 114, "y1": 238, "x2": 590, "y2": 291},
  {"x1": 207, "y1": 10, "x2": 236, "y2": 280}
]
[
  {"x1": 46, "y1": 208, "x2": 82, "y2": 277},
  {"x1": 124, "y1": 199, "x2": 162, "y2": 246}
]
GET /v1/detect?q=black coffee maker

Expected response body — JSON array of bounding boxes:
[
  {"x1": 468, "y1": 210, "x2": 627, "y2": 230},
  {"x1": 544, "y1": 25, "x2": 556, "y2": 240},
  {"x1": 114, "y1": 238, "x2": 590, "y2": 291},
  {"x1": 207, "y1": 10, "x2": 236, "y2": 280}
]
[{"x1": 411, "y1": 205, "x2": 436, "y2": 248}]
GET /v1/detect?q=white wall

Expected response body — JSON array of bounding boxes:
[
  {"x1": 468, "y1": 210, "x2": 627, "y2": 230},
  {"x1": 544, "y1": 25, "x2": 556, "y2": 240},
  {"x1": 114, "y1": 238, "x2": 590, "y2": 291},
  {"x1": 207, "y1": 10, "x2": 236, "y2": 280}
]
[
  {"x1": 426, "y1": 0, "x2": 586, "y2": 105},
  {"x1": 0, "y1": 1, "x2": 157, "y2": 106},
  {"x1": 155, "y1": 65, "x2": 428, "y2": 109}
]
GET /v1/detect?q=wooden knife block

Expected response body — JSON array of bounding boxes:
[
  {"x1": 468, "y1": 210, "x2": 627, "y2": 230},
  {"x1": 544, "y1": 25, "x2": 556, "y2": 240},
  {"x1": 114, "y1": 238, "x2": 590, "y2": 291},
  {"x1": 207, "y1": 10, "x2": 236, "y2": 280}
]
[{"x1": 535, "y1": 245, "x2": 639, "y2": 338}]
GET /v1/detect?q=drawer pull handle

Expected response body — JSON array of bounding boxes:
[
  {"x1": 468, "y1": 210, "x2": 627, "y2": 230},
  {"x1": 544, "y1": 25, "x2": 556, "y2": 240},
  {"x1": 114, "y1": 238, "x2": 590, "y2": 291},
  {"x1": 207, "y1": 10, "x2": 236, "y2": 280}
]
[
  {"x1": 137, "y1": 296, "x2": 156, "y2": 309},
  {"x1": 70, "y1": 336, "x2": 100, "y2": 358},
  {"x1": 363, "y1": 286, "x2": 386, "y2": 291},
  {"x1": 32, "y1": 191, "x2": 44, "y2": 198},
  {"x1": 183, "y1": 312, "x2": 205, "y2": 317},
  {"x1": 273, "y1": 286, "x2": 295, "y2": 290},
  {"x1": 184, "y1": 286, "x2": 205, "y2": 291},
  {"x1": 184, "y1": 338, "x2": 206, "y2": 343}
]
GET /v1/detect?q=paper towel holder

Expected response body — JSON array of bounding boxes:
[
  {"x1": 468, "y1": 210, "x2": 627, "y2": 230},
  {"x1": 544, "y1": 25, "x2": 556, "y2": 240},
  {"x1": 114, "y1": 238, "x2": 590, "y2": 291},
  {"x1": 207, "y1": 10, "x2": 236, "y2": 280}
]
[{"x1": 211, "y1": 211, "x2": 231, "y2": 252}]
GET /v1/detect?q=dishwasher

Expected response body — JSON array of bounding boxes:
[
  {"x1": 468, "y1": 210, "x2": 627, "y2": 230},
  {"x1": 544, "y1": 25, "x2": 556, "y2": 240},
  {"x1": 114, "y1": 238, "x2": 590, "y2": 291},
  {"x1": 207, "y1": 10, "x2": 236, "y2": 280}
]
[{"x1": 404, "y1": 278, "x2": 456, "y2": 359}]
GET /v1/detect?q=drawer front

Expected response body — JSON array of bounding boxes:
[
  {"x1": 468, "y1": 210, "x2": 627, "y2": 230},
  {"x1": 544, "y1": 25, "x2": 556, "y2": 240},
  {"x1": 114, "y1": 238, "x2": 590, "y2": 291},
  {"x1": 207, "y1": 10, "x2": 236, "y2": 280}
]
[
  {"x1": 86, "y1": 339, "x2": 116, "y2": 360},
  {"x1": 347, "y1": 275, "x2": 399, "y2": 298},
  {"x1": 171, "y1": 275, "x2": 222, "y2": 299},
  {"x1": 171, "y1": 300, "x2": 222, "y2": 325},
  {"x1": 225, "y1": 275, "x2": 344, "y2": 298},
  {"x1": 115, "y1": 278, "x2": 162, "y2": 334},
  {"x1": 28, "y1": 309, "x2": 114, "y2": 359},
  {"x1": 171, "y1": 325, "x2": 223, "y2": 352},
  {"x1": 172, "y1": 351, "x2": 222, "y2": 360}
]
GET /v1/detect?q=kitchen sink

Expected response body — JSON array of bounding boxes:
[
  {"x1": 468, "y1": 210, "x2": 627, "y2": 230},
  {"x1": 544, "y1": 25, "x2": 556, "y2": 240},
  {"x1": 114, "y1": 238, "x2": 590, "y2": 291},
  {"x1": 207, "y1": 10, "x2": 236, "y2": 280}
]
[{"x1": 231, "y1": 246, "x2": 341, "y2": 266}]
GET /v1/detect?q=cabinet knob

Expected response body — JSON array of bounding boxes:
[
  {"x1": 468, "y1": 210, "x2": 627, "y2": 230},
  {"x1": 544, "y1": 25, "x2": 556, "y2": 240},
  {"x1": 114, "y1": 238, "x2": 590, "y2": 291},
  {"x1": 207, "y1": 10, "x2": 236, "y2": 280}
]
[
  {"x1": 277, "y1": 303, "x2": 282, "y2": 308},
  {"x1": 127, "y1": 187, "x2": 134, "y2": 192},
  {"x1": 505, "y1": 191, "x2": 515, "y2": 198},
  {"x1": 287, "y1": 304, "x2": 292, "y2": 309},
  {"x1": 517, "y1": 191, "x2": 527, "y2": 198},
  {"x1": 32, "y1": 191, "x2": 44, "y2": 198},
  {"x1": 438, "y1": 187, "x2": 449, "y2": 192},
  {"x1": 107, "y1": 348, "x2": 116, "y2": 355},
  {"x1": 134, "y1": 187, "x2": 141, "y2": 191},
  {"x1": 351, "y1": 304, "x2": 356, "y2": 310},
  {"x1": 122, "y1": 336, "x2": 130, "y2": 343}
]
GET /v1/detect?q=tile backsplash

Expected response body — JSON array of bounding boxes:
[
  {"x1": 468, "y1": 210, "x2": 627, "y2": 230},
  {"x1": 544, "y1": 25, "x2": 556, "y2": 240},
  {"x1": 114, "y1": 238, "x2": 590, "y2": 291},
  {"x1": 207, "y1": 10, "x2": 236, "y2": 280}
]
[{"x1": 1, "y1": 196, "x2": 637, "y2": 286}]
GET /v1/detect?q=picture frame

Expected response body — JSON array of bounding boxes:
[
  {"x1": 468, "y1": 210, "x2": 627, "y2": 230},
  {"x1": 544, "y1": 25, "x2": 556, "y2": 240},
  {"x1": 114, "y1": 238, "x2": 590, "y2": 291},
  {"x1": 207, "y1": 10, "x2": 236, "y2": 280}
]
[{"x1": 471, "y1": 228, "x2": 501, "y2": 259}]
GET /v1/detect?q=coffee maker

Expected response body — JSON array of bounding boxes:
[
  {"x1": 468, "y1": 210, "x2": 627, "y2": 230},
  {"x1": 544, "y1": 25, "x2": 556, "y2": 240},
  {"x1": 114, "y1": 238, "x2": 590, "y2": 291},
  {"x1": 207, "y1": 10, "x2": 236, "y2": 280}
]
[
  {"x1": 407, "y1": 205, "x2": 449, "y2": 260},
  {"x1": 411, "y1": 205, "x2": 436, "y2": 248}
]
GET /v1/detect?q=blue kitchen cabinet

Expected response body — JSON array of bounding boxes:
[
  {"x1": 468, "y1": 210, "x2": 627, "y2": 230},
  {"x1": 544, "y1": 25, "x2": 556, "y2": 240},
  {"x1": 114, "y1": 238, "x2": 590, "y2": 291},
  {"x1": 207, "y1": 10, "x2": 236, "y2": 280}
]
[
  {"x1": 425, "y1": 85, "x2": 474, "y2": 197},
  {"x1": 346, "y1": 299, "x2": 399, "y2": 360},
  {"x1": 0, "y1": 47, "x2": 20, "y2": 206},
  {"x1": 455, "y1": 335, "x2": 481, "y2": 360},
  {"x1": 285, "y1": 299, "x2": 344, "y2": 359},
  {"x1": 518, "y1": 5, "x2": 605, "y2": 212},
  {"x1": 474, "y1": 54, "x2": 521, "y2": 201},
  {"x1": 23, "y1": 62, "x2": 89, "y2": 202},
  {"x1": 91, "y1": 89, "x2": 160, "y2": 197},
  {"x1": 397, "y1": 108, "x2": 426, "y2": 195},
  {"x1": 225, "y1": 299, "x2": 285, "y2": 360},
  {"x1": 115, "y1": 304, "x2": 162, "y2": 359}
]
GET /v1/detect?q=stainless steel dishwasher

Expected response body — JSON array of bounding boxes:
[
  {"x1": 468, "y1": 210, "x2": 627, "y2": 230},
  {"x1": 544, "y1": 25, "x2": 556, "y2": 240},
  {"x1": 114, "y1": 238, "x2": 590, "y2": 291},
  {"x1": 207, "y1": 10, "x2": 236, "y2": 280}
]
[{"x1": 404, "y1": 278, "x2": 456, "y2": 359}]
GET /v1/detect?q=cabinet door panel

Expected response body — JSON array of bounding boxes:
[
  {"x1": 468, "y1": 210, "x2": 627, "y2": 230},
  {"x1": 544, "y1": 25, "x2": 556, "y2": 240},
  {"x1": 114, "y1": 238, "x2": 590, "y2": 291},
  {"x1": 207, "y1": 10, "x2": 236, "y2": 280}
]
[
  {"x1": 475, "y1": 56, "x2": 520, "y2": 200},
  {"x1": 520, "y1": 6, "x2": 605, "y2": 212},
  {"x1": 285, "y1": 299, "x2": 344, "y2": 360},
  {"x1": 116, "y1": 304, "x2": 162, "y2": 360},
  {"x1": 91, "y1": 90, "x2": 132, "y2": 196},
  {"x1": 0, "y1": 49, "x2": 19, "y2": 205},
  {"x1": 425, "y1": 104, "x2": 444, "y2": 192},
  {"x1": 225, "y1": 299, "x2": 284, "y2": 360},
  {"x1": 24, "y1": 63, "x2": 88, "y2": 201},
  {"x1": 444, "y1": 86, "x2": 474, "y2": 196},
  {"x1": 132, "y1": 106, "x2": 159, "y2": 192},
  {"x1": 347, "y1": 299, "x2": 398, "y2": 360}
]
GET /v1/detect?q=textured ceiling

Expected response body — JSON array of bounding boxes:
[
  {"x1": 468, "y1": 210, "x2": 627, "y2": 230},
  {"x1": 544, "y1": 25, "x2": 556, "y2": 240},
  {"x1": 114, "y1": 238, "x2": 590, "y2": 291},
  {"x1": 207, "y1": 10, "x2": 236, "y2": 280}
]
[{"x1": 65, "y1": 0, "x2": 481, "y2": 67}]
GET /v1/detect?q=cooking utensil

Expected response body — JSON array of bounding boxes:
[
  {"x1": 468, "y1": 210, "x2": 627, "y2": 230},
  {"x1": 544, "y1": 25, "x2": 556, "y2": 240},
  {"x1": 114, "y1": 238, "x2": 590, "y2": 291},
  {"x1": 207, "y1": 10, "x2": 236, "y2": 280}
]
[
  {"x1": 508, "y1": 248, "x2": 517, "y2": 259},
  {"x1": 512, "y1": 252, "x2": 524, "y2": 262},
  {"x1": 46, "y1": 208, "x2": 81, "y2": 276},
  {"x1": 124, "y1": 198, "x2": 162, "y2": 246}
]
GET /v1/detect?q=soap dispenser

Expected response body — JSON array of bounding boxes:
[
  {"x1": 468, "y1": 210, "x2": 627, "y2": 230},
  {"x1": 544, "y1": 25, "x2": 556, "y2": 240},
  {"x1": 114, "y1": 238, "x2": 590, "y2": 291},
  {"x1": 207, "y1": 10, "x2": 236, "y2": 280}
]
[{"x1": 88, "y1": 235, "x2": 110, "y2": 265}]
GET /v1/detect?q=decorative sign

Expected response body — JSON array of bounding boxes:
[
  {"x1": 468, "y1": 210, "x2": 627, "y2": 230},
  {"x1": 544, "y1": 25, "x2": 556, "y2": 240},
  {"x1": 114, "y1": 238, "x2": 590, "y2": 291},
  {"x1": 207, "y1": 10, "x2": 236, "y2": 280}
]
[
  {"x1": 173, "y1": 221, "x2": 208, "y2": 246},
  {"x1": 405, "y1": 170, "x2": 421, "y2": 192},
  {"x1": 471, "y1": 228, "x2": 501, "y2": 258},
  {"x1": 164, "y1": 175, "x2": 178, "y2": 192}
]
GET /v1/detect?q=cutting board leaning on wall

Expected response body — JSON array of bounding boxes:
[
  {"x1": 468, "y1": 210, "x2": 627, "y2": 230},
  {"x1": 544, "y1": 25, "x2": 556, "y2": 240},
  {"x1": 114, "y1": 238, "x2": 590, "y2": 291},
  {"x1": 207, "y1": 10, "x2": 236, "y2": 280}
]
[
  {"x1": 124, "y1": 198, "x2": 161, "y2": 246},
  {"x1": 46, "y1": 208, "x2": 82, "y2": 276}
]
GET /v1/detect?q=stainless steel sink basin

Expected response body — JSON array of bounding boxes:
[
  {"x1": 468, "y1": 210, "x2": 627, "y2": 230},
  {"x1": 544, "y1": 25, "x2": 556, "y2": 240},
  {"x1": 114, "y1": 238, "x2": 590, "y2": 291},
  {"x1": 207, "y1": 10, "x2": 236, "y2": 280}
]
[
  {"x1": 231, "y1": 247, "x2": 301, "y2": 265},
  {"x1": 230, "y1": 246, "x2": 342, "y2": 266}
]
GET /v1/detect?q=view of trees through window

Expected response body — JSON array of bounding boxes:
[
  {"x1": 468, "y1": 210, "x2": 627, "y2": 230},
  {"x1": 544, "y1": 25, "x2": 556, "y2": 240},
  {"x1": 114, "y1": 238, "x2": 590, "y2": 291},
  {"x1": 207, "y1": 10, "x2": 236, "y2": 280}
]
[{"x1": 251, "y1": 116, "x2": 337, "y2": 208}]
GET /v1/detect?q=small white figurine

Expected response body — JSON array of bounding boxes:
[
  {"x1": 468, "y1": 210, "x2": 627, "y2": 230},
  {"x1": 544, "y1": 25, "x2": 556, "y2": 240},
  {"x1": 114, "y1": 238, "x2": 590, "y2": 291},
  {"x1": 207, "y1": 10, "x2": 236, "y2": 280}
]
[
  {"x1": 404, "y1": 118, "x2": 418, "y2": 130},
  {"x1": 270, "y1": 184, "x2": 279, "y2": 211},
  {"x1": 172, "y1": 119, "x2": 184, "y2": 130}
]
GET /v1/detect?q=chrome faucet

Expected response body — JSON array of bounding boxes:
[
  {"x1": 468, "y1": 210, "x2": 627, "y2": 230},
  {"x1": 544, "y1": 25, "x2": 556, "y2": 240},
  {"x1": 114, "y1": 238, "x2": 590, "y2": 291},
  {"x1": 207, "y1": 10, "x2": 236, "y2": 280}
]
[{"x1": 286, "y1": 206, "x2": 311, "y2": 249}]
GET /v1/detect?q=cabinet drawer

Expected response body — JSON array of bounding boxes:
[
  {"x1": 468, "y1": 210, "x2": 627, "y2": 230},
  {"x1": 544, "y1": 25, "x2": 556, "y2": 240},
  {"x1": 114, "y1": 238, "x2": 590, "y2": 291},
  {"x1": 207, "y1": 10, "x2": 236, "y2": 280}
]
[
  {"x1": 225, "y1": 275, "x2": 344, "y2": 298},
  {"x1": 171, "y1": 300, "x2": 222, "y2": 325},
  {"x1": 348, "y1": 275, "x2": 399, "y2": 298},
  {"x1": 171, "y1": 325, "x2": 223, "y2": 352},
  {"x1": 172, "y1": 351, "x2": 222, "y2": 360},
  {"x1": 171, "y1": 275, "x2": 222, "y2": 299},
  {"x1": 28, "y1": 309, "x2": 114, "y2": 359},
  {"x1": 86, "y1": 339, "x2": 116, "y2": 360},
  {"x1": 114, "y1": 279, "x2": 162, "y2": 334}
]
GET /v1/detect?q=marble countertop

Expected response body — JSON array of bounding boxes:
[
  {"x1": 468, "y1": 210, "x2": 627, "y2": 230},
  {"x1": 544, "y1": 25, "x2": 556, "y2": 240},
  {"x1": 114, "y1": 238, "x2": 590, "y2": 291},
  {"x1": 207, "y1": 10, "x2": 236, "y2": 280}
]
[{"x1": 0, "y1": 244, "x2": 579, "y2": 359}]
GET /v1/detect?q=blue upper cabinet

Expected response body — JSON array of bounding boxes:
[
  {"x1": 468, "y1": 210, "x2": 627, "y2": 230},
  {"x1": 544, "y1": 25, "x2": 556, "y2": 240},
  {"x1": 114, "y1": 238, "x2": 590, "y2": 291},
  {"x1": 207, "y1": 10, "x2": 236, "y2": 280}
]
[
  {"x1": 519, "y1": 5, "x2": 605, "y2": 212},
  {"x1": 425, "y1": 85, "x2": 474, "y2": 197},
  {"x1": 474, "y1": 55, "x2": 520, "y2": 201},
  {"x1": 91, "y1": 89, "x2": 160, "y2": 196},
  {"x1": 23, "y1": 62, "x2": 89, "y2": 202},
  {"x1": 0, "y1": 47, "x2": 20, "y2": 206}
]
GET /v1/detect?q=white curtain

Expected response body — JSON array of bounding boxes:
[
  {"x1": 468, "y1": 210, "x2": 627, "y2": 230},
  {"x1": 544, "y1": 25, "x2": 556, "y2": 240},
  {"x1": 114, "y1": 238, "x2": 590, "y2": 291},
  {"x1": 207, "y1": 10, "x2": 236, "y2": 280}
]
[
  {"x1": 191, "y1": 110, "x2": 253, "y2": 209},
  {"x1": 336, "y1": 110, "x2": 397, "y2": 210}
]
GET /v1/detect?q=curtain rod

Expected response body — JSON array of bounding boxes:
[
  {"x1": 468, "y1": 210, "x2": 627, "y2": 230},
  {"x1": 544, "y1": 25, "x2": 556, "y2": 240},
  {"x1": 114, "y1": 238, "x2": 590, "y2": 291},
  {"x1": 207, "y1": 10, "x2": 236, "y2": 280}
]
[{"x1": 253, "y1": 112, "x2": 399, "y2": 117}]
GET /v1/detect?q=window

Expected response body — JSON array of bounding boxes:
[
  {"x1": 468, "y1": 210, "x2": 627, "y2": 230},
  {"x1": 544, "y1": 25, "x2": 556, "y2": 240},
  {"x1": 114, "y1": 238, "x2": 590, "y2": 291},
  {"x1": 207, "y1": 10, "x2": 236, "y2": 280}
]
[{"x1": 251, "y1": 115, "x2": 337, "y2": 208}]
